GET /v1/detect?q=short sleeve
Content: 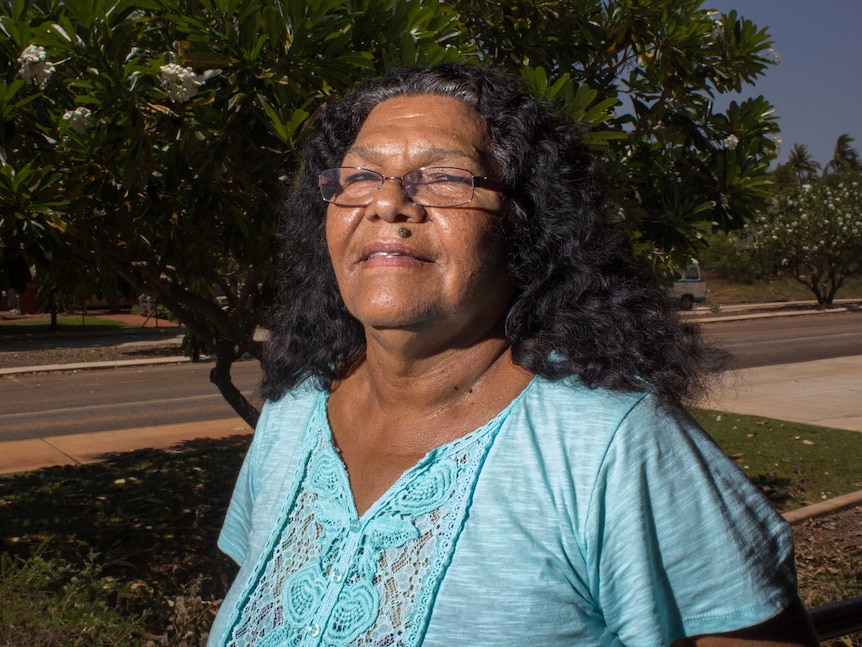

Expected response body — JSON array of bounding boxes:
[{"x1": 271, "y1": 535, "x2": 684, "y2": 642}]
[
  {"x1": 216, "y1": 384, "x2": 321, "y2": 569},
  {"x1": 586, "y1": 396, "x2": 797, "y2": 644},
  {"x1": 216, "y1": 398, "x2": 277, "y2": 564}
]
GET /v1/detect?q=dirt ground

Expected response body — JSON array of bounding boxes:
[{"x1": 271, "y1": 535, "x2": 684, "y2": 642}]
[
  {"x1": 792, "y1": 505, "x2": 862, "y2": 643},
  {"x1": 0, "y1": 326, "x2": 187, "y2": 369}
]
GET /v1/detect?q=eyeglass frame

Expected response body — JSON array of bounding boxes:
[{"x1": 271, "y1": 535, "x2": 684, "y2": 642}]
[{"x1": 318, "y1": 166, "x2": 509, "y2": 208}]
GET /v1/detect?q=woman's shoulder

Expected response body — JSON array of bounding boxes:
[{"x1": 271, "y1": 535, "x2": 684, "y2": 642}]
[
  {"x1": 259, "y1": 379, "x2": 323, "y2": 423},
  {"x1": 251, "y1": 380, "x2": 326, "y2": 454},
  {"x1": 510, "y1": 376, "x2": 701, "y2": 464},
  {"x1": 520, "y1": 376, "x2": 657, "y2": 432}
]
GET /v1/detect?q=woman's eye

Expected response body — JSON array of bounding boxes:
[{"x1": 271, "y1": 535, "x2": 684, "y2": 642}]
[
  {"x1": 421, "y1": 172, "x2": 470, "y2": 185},
  {"x1": 343, "y1": 171, "x2": 381, "y2": 186}
]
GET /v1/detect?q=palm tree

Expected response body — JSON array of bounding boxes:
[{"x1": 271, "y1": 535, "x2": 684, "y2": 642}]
[
  {"x1": 824, "y1": 133, "x2": 860, "y2": 174},
  {"x1": 786, "y1": 143, "x2": 821, "y2": 185}
]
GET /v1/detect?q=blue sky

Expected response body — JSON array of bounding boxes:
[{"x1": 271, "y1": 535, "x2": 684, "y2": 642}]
[{"x1": 706, "y1": 1, "x2": 861, "y2": 167}]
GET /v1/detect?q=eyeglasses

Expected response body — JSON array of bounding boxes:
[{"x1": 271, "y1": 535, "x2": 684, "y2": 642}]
[{"x1": 318, "y1": 166, "x2": 508, "y2": 208}]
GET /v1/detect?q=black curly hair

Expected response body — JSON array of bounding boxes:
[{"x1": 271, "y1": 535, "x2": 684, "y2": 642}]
[{"x1": 261, "y1": 63, "x2": 725, "y2": 404}]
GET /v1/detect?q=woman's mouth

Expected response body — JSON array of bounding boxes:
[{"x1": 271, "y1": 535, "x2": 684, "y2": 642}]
[{"x1": 360, "y1": 243, "x2": 430, "y2": 263}]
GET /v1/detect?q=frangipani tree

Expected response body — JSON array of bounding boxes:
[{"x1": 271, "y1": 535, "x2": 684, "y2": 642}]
[
  {"x1": 1, "y1": 0, "x2": 781, "y2": 424},
  {"x1": 1, "y1": 0, "x2": 470, "y2": 425},
  {"x1": 750, "y1": 173, "x2": 862, "y2": 307},
  {"x1": 451, "y1": 0, "x2": 781, "y2": 274}
]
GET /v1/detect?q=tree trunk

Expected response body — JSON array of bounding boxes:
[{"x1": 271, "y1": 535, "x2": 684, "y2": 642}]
[
  {"x1": 49, "y1": 292, "x2": 58, "y2": 329},
  {"x1": 791, "y1": 271, "x2": 829, "y2": 309},
  {"x1": 824, "y1": 272, "x2": 844, "y2": 309},
  {"x1": 209, "y1": 340, "x2": 260, "y2": 429}
]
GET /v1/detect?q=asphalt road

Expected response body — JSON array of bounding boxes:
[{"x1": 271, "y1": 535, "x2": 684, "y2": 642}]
[
  {"x1": 702, "y1": 310, "x2": 862, "y2": 369},
  {"x1": 1, "y1": 311, "x2": 860, "y2": 441},
  {"x1": 0, "y1": 359, "x2": 262, "y2": 441}
]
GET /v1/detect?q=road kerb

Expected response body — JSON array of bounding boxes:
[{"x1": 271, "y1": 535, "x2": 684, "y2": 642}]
[
  {"x1": 0, "y1": 356, "x2": 191, "y2": 376},
  {"x1": 783, "y1": 490, "x2": 862, "y2": 525}
]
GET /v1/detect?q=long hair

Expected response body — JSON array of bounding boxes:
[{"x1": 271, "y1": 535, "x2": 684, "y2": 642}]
[{"x1": 261, "y1": 63, "x2": 725, "y2": 404}]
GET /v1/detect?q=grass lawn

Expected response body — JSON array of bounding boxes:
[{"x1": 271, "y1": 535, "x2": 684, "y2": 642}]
[
  {"x1": 0, "y1": 314, "x2": 132, "y2": 335},
  {"x1": 0, "y1": 436, "x2": 246, "y2": 646},
  {"x1": 1, "y1": 411, "x2": 860, "y2": 645},
  {"x1": 693, "y1": 409, "x2": 862, "y2": 508}
]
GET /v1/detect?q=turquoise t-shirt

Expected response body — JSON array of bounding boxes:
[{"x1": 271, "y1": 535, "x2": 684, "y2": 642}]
[{"x1": 209, "y1": 377, "x2": 796, "y2": 646}]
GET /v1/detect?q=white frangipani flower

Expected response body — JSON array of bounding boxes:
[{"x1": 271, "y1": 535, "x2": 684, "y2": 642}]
[
  {"x1": 62, "y1": 106, "x2": 92, "y2": 135},
  {"x1": 159, "y1": 63, "x2": 203, "y2": 103},
  {"x1": 772, "y1": 136, "x2": 782, "y2": 156},
  {"x1": 709, "y1": 14, "x2": 724, "y2": 37},
  {"x1": 18, "y1": 44, "x2": 55, "y2": 89},
  {"x1": 722, "y1": 134, "x2": 739, "y2": 150}
]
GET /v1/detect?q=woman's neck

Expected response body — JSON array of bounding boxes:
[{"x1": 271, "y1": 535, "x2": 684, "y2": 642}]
[
  {"x1": 337, "y1": 311, "x2": 535, "y2": 412},
  {"x1": 327, "y1": 333, "x2": 534, "y2": 516},
  {"x1": 360, "y1": 334, "x2": 518, "y2": 411}
]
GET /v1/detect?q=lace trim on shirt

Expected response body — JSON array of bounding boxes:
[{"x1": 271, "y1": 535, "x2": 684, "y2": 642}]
[{"x1": 225, "y1": 392, "x2": 518, "y2": 647}]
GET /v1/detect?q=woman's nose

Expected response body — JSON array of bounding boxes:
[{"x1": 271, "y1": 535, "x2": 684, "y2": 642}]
[{"x1": 363, "y1": 178, "x2": 426, "y2": 222}]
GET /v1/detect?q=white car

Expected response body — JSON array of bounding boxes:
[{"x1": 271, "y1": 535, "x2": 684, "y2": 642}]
[{"x1": 669, "y1": 261, "x2": 708, "y2": 310}]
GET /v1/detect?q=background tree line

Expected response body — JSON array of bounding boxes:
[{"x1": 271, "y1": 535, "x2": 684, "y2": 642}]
[{"x1": 1, "y1": 0, "x2": 781, "y2": 424}]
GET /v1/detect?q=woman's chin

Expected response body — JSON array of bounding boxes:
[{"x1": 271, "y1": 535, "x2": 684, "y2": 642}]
[{"x1": 356, "y1": 312, "x2": 436, "y2": 332}]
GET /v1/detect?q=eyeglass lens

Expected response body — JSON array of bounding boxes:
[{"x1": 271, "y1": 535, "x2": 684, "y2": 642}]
[{"x1": 319, "y1": 167, "x2": 476, "y2": 207}]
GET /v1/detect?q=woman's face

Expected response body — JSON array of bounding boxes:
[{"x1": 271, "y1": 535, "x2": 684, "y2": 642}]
[{"x1": 325, "y1": 94, "x2": 514, "y2": 345}]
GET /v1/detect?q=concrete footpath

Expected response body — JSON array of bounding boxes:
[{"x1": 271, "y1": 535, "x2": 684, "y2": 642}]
[
  {"x1": 0, "y1": 418, "x2": 253, "y2": 475},
  {"x1": 704, "y1": 354, "x2": 862, "y2": 432}
]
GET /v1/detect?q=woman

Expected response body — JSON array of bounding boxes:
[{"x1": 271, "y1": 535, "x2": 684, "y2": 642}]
[{"x1": 210, "y1": 64, "x2": 817, "y2": 646}]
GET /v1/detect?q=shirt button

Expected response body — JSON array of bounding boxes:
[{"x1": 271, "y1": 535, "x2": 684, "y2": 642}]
[
  {"x1": 306, "y1": 623, "x2": 321, "y2": 637},
  {"x1": 349, "y1": 519, "x2": 361, "y2": 532},
  {"x1": 331, "y1": 568, "x2": 343, "y2": 583}
]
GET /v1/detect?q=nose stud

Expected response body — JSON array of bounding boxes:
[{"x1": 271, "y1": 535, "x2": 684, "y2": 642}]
[{"x1": 397, "y1": 227, "x2": 411, "y2": 239}]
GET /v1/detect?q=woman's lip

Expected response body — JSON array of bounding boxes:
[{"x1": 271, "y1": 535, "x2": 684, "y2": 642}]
[{"x1": 359, "y1": 242, "x2": 431, "y2": 263}]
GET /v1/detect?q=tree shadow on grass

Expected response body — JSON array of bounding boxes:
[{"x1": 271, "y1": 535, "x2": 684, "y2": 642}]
[
  {"x1": 750, "y1": 472, "x2": 796, "y2": 507},
  {"x1": 0, "y1": 435, "x2": 251, "y2": 617}
]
